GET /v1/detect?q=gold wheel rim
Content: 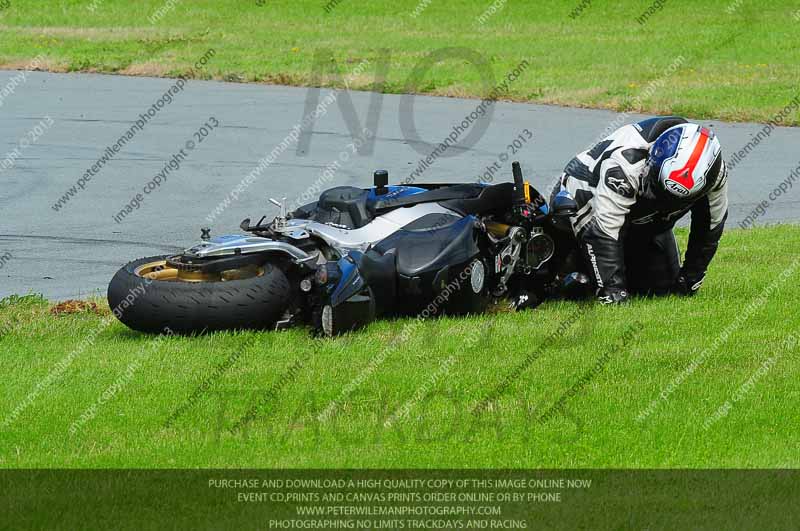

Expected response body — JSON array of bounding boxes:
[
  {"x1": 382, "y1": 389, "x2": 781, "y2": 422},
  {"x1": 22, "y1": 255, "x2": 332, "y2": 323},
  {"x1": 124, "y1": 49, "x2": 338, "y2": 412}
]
[{"x1": 134, "y1": 260, "x2": 264, "y2": 283}]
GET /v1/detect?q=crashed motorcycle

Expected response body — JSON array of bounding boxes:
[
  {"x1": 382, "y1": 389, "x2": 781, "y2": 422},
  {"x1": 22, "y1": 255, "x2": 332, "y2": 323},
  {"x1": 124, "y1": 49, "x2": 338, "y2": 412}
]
[{"x1": 107, "y1": 162, "x2": 587, "y2": 336}]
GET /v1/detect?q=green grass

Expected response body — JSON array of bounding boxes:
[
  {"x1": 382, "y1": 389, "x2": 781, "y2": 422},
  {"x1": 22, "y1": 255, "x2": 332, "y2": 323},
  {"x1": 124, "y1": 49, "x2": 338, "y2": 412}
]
[
  {"x1": 1, "y1": 226, "x2": 799, "y2": 468},
  {"x1": 0, "y1": 1, "x2": 799, "y2": 124}
]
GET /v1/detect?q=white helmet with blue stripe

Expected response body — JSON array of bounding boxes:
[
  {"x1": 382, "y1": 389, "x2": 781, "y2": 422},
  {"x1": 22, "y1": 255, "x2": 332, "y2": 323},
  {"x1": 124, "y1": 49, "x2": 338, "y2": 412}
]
[{"x1": 643, "y1": 123, "x2": 722, "y2": 200}]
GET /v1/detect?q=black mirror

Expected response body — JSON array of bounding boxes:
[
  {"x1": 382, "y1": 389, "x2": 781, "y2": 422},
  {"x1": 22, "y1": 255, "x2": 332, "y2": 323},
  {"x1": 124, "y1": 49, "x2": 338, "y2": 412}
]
[{"x1": 374, "y1": 170, "x2": 388, "y2": 195}]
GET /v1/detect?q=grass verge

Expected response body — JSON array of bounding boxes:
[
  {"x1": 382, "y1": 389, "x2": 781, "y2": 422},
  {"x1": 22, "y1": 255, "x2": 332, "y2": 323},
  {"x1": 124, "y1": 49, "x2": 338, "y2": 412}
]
[
  {"x1": 0, "y1": 1, "x2": 799, "y2": 124},
  {"x1": 1, "y1": 226, "x2": 799, "y2": 468}
]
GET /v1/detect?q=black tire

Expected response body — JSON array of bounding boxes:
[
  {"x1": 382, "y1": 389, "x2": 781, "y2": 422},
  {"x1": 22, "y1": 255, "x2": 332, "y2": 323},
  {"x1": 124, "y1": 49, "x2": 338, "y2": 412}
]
[{"x1": 107, "y1": 255, "x2": 292, "y2": 334}]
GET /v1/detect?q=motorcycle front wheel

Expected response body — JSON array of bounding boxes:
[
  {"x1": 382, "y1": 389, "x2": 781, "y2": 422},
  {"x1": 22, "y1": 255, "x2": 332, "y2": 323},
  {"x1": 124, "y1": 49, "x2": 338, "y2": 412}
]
[{"x1": 107, "y1": 255, "x2": 292, "y2": 334}]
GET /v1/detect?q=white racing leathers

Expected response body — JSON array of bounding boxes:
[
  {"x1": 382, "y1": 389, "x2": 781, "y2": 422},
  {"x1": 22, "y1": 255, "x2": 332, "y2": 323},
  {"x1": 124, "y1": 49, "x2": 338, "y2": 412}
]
[{"x1": 553, "y1": 117, "x2": 728, "y2": 299}]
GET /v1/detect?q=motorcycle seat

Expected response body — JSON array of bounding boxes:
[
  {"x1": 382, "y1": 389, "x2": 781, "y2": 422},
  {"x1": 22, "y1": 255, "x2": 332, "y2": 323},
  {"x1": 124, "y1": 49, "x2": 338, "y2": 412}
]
[{"x1": 372, "y1": 215, "x2": 479, "y2": 277}]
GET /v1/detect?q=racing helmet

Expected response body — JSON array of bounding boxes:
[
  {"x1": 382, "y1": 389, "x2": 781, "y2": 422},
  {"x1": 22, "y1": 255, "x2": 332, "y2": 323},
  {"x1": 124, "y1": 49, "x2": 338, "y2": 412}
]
[{"x1": 642, "y1": 123, "x2": 722, "y2": 201}]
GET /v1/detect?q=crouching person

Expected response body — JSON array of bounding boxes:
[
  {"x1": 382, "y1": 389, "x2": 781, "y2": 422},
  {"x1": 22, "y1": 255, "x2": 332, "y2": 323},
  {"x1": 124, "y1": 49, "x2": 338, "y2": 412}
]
[{"x1": 553, "y1": 116, "x2": 729, "y2": 303}]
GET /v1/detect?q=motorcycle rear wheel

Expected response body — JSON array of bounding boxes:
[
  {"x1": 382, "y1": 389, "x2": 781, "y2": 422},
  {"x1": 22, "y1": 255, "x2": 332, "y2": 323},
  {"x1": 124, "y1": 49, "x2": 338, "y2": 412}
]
[{"x1": 107, "y1": 255, "x2": 291, "y2": 334}]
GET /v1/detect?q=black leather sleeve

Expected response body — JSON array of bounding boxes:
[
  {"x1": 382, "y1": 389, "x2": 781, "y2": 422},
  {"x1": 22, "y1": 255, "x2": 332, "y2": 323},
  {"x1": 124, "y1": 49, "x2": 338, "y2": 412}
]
[
  {"x1": 683, "y1": 195, "x2": 727, "y2": 282},
  {"x1": 580, "y1": 219, "x2": 627, "y2": 292}
]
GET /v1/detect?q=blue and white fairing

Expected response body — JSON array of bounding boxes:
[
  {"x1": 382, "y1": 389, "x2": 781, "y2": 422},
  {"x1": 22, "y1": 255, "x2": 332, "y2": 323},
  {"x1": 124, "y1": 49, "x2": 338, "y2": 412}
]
[
  {"x1": 329, "y1": 252, "x2": 365, "y2": 307},
  {"x1": 366, "y1": 185, "x2": 427, "y2": 203},
  {"x1": 181, "y1": 186, "x2": 458, "y2": 261}
]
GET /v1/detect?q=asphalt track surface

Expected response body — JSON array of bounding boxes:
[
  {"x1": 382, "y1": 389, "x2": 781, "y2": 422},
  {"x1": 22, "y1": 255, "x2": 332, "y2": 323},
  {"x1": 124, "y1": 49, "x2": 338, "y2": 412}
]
[{"x1": 1, "y1": 71, "x2": 798, "y2": 300}]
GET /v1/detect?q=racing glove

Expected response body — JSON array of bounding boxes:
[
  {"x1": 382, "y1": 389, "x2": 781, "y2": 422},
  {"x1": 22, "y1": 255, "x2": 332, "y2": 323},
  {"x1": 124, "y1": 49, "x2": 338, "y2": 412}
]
[{"x1": 672, "y1": 271, "x2": 705, "y2": 297}]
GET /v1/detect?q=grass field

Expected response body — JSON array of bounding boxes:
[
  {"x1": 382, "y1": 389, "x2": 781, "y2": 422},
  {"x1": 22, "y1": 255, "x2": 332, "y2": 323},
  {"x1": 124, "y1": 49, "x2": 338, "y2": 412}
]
[
  {"x1": 1, "y1": 226, "x2": 798, "y2": 468},
  {"x1": 1, "y1": 1, "x2": 799, "y2": 124}
]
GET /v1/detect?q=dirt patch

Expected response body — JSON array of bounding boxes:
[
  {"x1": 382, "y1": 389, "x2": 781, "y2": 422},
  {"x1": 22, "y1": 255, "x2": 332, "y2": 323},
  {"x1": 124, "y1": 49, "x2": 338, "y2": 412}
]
[
  {"x1": 0, "y1": 57, "x2": 68, "y2": 72},
  {"x1": 119, "y1": 62, "x2": 174, "y2": 77},
  {"x1": 427, "y1": 85, "x2": 478, "y2": 100},
  {"x1": 50, "y1": 300, "x2": 102, "y2": 316},
  {"x1": 261, "y1": 72, "x2": 307, "y2": 86}
]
